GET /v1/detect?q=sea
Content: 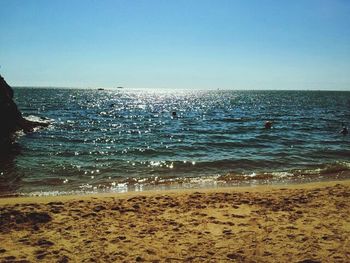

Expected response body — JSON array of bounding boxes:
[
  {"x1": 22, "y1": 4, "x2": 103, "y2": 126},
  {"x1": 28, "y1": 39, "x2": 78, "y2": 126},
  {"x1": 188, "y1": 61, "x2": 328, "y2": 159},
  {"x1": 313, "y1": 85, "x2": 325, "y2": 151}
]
[{"x1": 0, "y1": 88, "x2": 349, "y2": 197}]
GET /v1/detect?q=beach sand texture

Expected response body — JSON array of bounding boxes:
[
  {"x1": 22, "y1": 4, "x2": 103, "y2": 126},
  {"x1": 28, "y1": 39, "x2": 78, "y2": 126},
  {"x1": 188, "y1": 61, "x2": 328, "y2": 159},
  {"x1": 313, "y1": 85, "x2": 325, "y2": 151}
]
[{"x1": 1, "y1": 181, "x2": 350, "y2": 262}]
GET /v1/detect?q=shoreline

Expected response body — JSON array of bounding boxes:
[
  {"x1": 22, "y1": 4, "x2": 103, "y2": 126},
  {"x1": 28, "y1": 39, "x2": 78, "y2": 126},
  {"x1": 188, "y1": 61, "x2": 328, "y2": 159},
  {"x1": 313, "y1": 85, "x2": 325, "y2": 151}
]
[
  {"x1": 1, "y1": 167, "x2": 350, "y2": 200},
  {"x1": 1, "y1": 179, "x2": 350, "y2": 262},
  {"x1": 1, "y1": 178, "x2": 349, "y2": 204}
]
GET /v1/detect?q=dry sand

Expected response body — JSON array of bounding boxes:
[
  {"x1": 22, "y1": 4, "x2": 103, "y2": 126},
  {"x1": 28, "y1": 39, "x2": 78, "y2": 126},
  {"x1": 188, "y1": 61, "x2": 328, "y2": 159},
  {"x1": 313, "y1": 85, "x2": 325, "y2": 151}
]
[{"x1": 1, "y1": 180, "x2": 350, "y2": 262}]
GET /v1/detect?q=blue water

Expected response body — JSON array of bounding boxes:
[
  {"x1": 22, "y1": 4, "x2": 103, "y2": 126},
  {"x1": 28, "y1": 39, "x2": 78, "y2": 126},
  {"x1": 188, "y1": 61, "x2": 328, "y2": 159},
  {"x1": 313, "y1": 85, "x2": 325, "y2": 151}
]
[{"x1": 0, "y1": 89, "x2": 349, "y2": 196}]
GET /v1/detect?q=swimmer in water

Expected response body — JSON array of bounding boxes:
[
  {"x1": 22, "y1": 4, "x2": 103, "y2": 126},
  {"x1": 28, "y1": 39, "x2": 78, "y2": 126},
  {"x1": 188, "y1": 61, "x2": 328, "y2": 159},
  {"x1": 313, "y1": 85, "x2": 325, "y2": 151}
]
[
  {"x1": 340, "y1": 127, "x2": 348, "y2": 135},
  {"x1": 264, "y1": 121, "x2": 272, "y2": 129},
  {"x1": 172, "y1": 111, "x2": 177, "y2": 117}
]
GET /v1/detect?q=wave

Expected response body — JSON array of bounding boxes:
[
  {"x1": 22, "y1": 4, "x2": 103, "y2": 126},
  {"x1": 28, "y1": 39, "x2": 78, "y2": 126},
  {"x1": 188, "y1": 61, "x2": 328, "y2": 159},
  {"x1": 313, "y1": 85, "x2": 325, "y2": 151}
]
[
  {"x1": 4, "y1": 161, "x2": 349, "y2": 197},
  {"x1": 24, "y1": 115, "x2": 52, "y2": 124}
]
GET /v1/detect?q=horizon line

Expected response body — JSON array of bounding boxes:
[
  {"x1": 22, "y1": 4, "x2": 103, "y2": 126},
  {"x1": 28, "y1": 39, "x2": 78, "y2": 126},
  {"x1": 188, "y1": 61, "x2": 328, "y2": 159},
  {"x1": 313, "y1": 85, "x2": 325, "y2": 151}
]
[{"x1": 12, "y1": 85, "x2": 350, "y2": 92}]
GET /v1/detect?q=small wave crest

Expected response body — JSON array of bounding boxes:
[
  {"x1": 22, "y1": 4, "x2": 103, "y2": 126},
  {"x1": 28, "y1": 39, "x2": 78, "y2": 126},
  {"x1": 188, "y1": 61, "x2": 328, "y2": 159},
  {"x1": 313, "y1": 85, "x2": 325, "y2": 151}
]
[
  {"x1": 292, "y1": 161, "x2": 350, "y2": 176},
  {"x1": 25, "y1": 115, "x2": 53, "y2": 127},
  {"x1": 11, "y1": 115, "x2": 52, "y2": 138},
  {"x1": 8, "y1": 161, "x2": 350, "y2": 197}
]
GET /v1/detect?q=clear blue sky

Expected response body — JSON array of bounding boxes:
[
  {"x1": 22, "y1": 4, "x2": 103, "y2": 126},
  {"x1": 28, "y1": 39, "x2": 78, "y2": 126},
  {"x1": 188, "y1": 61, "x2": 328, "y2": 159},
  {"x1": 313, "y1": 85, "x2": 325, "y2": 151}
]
[{"x1": 1, "y1": 0, "x2": 350, "y2": 90}]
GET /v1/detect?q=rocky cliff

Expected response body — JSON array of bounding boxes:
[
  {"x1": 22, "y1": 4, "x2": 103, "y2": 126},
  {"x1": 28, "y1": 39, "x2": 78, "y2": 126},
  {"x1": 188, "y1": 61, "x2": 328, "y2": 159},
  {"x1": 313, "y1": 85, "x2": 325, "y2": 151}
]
[{"x1": 0, "y1": 75, "x2": 47, "y2": 147}]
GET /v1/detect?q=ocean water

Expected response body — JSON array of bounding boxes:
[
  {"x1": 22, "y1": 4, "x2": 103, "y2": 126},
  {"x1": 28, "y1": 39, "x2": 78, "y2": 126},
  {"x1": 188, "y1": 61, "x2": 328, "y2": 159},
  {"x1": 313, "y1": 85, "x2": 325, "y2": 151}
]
[{"x1": 0, "y1": 89, "x2": 349, "y2": 196}]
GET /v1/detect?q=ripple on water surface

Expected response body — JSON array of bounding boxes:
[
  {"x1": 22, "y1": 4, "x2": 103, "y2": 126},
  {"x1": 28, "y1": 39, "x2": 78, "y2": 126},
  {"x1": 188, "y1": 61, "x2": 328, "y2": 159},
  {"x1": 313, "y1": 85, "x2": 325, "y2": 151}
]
[{"x1": 0, "y1": 89, "x2": 349, "y2": 196}]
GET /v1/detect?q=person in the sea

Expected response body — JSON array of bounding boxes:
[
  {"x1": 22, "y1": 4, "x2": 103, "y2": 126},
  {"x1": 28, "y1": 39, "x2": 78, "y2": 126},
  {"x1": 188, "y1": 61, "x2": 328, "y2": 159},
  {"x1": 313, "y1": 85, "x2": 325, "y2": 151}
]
[
  {"x1": 340, "y1": 126, "x2": 348, "y2": 135},
  {"x1": 264, "y1": 121, "x2": 272, "y2": 129}
]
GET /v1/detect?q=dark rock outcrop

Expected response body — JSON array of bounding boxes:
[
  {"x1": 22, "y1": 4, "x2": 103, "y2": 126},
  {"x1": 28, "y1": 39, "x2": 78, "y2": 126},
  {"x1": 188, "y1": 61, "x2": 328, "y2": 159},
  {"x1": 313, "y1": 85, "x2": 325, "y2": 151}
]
[{"x1": 0, "y1": 74, "x2": 48, "y2": 147}]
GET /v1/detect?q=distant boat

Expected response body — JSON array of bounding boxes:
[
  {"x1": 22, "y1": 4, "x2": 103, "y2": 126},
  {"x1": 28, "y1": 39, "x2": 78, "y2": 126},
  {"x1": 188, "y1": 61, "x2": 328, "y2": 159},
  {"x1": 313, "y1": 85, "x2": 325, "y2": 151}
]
[
  {"x1": 97, "y1": 88, "x2": 104, "y2": 91},
  {"x1": 116, "y1": 87, "x2": 124, "y2": 89}
]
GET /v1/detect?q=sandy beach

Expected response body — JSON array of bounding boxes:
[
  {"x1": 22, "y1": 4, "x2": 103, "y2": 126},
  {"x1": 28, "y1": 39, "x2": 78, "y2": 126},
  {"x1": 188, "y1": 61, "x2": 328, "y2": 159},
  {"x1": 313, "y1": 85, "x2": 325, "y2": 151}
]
[{"x1": 1, "y1": 180, "x2": 350, "y2": 263}]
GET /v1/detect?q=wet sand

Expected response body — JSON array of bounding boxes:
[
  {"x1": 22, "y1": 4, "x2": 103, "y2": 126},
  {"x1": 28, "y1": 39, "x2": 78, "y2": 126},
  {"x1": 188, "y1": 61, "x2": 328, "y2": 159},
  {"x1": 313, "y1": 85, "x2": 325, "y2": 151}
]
[{"x1": 1, "y1": 180, "x2": 350, "y2": 262}]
